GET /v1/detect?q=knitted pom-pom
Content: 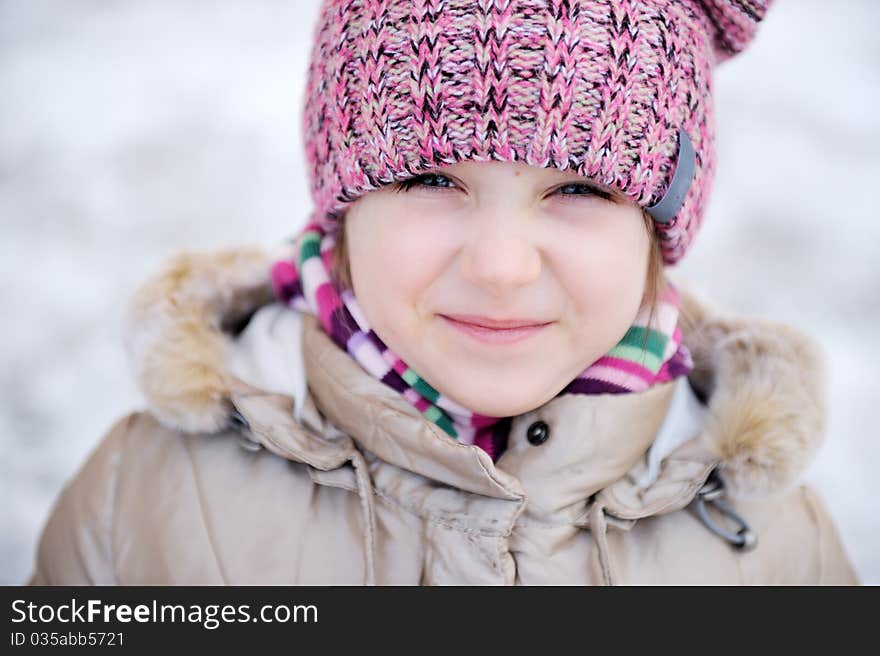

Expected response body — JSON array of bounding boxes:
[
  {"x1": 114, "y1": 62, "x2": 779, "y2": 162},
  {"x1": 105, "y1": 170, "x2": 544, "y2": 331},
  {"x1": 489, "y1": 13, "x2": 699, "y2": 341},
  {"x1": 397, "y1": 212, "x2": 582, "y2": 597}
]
[{"x1": 697, "y1": 0, "x2": 774, "y2": 63}]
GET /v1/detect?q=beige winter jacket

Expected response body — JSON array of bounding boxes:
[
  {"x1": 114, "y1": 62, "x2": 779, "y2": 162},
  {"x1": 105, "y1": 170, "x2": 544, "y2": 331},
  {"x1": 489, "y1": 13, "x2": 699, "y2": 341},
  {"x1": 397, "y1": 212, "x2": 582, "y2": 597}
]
[{"x1": 28, "y1": 246, "x2": 859, "y2": 585}]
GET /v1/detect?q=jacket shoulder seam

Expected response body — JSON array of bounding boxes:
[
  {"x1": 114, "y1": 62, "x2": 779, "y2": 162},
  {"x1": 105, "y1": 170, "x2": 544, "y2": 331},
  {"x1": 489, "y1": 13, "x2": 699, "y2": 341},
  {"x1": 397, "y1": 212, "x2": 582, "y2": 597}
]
[
  {"x1": 798, "y1": 483, "x2": 829, "y2": 583},
  {"x1": 180, "y1": 432, "x2": 230, "y2": 584},
  {"x1": 106, "y1": 411, "x2": 143, "y2": 585}
]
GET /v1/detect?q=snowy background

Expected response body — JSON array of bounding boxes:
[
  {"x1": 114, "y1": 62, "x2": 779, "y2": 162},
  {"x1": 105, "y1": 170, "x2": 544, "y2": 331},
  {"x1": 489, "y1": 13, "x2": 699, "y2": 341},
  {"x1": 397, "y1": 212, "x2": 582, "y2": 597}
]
[{"x1": 2, "y1": 0, "x2": 878, "y2": 584}]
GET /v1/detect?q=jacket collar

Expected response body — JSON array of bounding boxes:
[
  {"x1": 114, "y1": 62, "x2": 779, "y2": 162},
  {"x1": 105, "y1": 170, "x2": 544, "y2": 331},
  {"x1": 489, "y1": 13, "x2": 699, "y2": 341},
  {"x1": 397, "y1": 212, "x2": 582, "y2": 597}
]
[
  {"x1": 124, "y1": 244, "x2": 829, "y2": 513},
  {"x1": 494, "y1": 379, "x2": 680, "y2": 520},
  {"x1": 300, "y1": 311, "x2": 524, "y2": 501}
]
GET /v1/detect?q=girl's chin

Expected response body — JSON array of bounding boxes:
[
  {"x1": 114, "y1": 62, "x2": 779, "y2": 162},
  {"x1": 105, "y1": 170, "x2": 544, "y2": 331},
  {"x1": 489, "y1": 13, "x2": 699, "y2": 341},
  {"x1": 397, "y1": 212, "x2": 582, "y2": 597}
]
[{"x1": 440, "y1": 381, "x2": 549, "y2": 417}]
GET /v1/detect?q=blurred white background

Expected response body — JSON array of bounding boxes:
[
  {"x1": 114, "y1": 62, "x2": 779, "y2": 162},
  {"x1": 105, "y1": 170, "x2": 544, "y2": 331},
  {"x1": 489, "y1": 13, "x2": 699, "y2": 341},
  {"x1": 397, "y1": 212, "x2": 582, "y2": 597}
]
[{"x1": 1, "y1": 0, "x2": 878, "y2": 584}]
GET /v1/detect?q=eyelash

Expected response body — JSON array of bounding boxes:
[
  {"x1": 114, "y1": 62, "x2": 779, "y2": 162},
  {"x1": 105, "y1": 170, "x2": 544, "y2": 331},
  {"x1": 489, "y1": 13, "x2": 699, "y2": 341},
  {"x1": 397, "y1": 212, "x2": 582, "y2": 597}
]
[{"x1": 393, "y1": 173, "x2": 612, "y2": 201}]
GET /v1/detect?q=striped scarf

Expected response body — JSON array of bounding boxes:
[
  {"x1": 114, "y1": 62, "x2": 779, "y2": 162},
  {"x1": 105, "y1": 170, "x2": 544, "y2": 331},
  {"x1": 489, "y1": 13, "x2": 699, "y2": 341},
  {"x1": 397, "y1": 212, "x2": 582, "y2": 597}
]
[{"x1": 271, "y1": 221, "x2": 694, "y2": 462}]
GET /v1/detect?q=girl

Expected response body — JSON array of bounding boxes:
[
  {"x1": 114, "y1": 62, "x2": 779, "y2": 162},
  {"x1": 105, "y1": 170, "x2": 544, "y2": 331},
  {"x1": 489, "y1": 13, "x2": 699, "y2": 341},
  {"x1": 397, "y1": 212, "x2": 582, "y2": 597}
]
[{"x1": 29, "y1": 0, "x2": 857, "y2": 585}]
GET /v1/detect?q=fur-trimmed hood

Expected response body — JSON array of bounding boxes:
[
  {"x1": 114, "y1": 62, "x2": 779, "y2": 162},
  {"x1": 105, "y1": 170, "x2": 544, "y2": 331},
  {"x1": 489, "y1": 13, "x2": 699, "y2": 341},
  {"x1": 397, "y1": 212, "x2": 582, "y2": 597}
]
[{"x1": 123, "y1": 244, "x2": 829, "y2": 503}]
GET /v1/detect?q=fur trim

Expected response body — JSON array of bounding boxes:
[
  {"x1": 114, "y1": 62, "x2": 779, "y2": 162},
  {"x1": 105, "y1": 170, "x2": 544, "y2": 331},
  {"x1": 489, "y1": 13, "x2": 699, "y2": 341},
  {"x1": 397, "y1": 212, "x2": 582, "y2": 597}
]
[
  {"x1": 123, "y1": 246, "x2": 830, "y2": 499},
  {"x1": 678, "y1": 287, "x2": 828, "y2": 499},
  {"x1": 123, "y1": 246, "x2": 276, "y2": 433}
]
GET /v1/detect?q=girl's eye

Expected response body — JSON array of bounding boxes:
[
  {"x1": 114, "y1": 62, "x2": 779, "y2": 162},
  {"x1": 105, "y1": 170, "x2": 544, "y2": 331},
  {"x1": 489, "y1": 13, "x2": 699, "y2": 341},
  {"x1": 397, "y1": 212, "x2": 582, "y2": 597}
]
[
  {"x1": 391, "y1": 174, "x2": 612, "y2": 200},
  {"x1": 395, "y1": 173, "x2": 457, "y2": 193},
  {"x1": 553, "y1": 182, "x2": 612, "y2": 201}
]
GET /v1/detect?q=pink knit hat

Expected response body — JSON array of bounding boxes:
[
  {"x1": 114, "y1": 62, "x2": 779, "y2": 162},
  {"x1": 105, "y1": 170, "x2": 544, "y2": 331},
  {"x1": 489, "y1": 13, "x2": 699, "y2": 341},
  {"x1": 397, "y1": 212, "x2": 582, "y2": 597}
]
[{"x1": 302, "y1": 0, "x2": 773, "y2": 265}]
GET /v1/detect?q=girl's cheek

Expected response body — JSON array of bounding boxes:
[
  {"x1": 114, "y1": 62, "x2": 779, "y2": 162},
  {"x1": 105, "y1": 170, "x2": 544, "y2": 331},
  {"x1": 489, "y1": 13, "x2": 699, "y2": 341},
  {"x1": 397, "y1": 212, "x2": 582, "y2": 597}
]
[
  {"x1": 382, "y1": 209, "x2": 461, "y2": 284},
  {"x1": 547, "y1": 225, "x2": 645, "y2": 312}
]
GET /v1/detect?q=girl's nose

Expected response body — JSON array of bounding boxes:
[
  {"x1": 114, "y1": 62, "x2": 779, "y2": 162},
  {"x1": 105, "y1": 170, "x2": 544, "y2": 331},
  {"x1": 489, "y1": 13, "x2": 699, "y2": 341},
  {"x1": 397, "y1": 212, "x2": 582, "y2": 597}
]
[{"x1": 458, "y1": 210, "x2": 542, "y2": 295}]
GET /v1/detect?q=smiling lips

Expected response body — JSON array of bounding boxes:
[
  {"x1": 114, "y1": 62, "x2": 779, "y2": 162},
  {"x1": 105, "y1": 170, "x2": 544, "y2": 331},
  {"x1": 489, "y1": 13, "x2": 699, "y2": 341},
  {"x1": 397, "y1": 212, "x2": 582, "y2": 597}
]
[{"x1": 439, "y1": 313, "x2": 553, "y2": 345}]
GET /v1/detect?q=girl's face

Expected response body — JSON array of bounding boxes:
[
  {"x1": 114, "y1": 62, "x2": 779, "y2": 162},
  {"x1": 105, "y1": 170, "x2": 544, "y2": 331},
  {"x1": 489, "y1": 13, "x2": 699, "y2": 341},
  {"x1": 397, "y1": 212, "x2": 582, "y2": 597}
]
[{"x1": 343, "y1": 160, "x2": 651, "y2": 417}]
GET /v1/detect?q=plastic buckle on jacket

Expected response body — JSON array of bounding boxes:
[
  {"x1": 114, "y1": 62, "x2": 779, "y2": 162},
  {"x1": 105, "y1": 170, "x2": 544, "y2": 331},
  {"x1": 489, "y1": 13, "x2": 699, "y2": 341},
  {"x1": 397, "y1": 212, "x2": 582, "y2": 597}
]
[{"x1": 694, "y1": 469, "x2": 757, "y2": 552}]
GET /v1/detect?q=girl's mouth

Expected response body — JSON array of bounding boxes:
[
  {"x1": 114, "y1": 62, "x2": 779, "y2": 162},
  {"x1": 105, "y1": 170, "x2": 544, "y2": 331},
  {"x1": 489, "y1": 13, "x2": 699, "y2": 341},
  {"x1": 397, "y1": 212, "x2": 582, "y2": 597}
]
[{"x1": 438, "y1": 314, "x2": 553, "y2": 345}]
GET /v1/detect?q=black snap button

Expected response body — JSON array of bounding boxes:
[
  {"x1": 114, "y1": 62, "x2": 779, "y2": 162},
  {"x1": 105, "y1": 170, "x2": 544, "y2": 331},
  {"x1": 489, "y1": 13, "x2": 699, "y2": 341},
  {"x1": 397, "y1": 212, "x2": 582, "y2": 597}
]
[{"x1": 526, "y1": 420, "x2": 550, "y2": 446}]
